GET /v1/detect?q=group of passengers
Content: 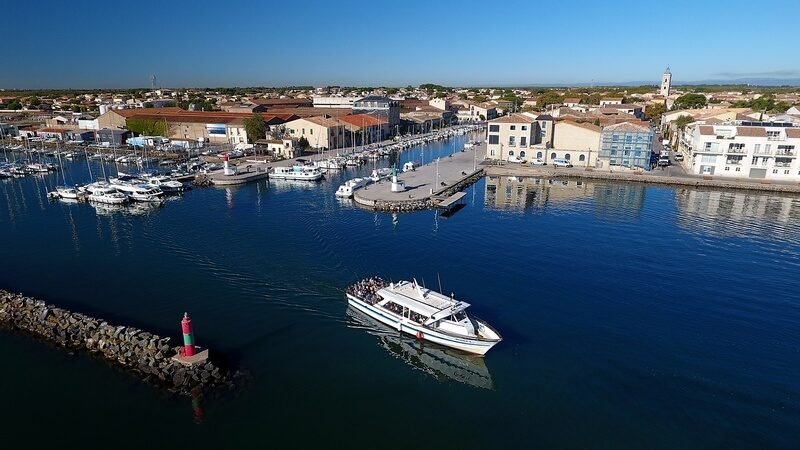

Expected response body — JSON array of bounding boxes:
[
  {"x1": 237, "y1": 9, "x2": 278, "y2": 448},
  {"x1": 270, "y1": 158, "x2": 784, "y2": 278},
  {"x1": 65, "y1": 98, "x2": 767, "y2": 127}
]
[{"x1": 347, "y1": 276, "x2": 388, "y2": 305}]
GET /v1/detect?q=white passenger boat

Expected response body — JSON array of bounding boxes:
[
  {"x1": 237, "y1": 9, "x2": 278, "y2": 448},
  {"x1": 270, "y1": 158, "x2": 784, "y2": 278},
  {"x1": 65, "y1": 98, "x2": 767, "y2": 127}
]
[
  {"x1": 315, "y1": 158, "x2": 343, "y2": 171},
  {"x1": 112, "y1": 183, "x2": 164, "y2": 202},
  {"x1": 346, "y1": 278, "x2": 502, "y2": 355},
  {"x1": 144, "y1": 175, "x2": 186, "y2": 193},
  {"x1": 88, "y1": 186, "x2": 128, "y2": 204},
  {"x1": 270, "y1": 165, "x2": 324, "y2": 181},
  {"x1": 335, "y1": 177, "x2": 371, "y2": 198}
]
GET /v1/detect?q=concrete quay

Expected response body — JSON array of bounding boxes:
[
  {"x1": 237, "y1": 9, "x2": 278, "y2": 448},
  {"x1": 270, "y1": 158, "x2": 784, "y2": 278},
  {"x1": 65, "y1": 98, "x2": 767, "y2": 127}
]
[
  {"x1": 486, "y1": 164, "x2": 800, "y2": 195},
  {"x1": 354, "y1": 144, "x2": 485, "y2": 211}
]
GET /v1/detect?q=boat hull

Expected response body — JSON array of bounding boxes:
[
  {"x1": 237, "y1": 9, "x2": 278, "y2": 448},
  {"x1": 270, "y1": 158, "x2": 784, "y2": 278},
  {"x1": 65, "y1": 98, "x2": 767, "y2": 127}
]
[{"x1": 347, "y1": 294, "x2": 498, "y2": 356}]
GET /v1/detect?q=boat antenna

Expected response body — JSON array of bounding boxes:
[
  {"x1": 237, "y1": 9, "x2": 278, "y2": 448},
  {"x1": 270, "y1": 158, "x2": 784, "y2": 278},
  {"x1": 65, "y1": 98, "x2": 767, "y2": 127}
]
[
  {"x1": 421, "y1": 277, "x2": 426, "y2": 289},
  {"x1": 437, "y1": 272, "x2": 443, "y2": 294}
]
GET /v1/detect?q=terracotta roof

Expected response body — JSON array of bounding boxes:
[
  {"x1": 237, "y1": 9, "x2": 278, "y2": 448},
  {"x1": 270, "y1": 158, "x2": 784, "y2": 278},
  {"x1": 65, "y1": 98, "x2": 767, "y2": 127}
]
[
  {"x1": 558, "y1": 120, "x2": 600, "y2": 132},
  {"x1": 786, "y1": 128, "x2": 800, "y2": 138},
  {"x1": 339, "y1": 114, "x2": 387, "y2": 127},
  {"x1": 699, "y1": 125, "x2": 715, "y2": 135},
  {"x1": 250, "y1": 98, "x2": 312, "y2": 107},
  {"x1": 489, "y1": 114, "x2": 533, "y2": 124},
  {"x1": 294, "y1": 116, "x2": 347, "y2": 128},
  {"x1": 736, "y1": 127, "x2": 767, "y2": 137},
  {"x1": 602, "y1": 121, "x2": 651, "y2": 133}
]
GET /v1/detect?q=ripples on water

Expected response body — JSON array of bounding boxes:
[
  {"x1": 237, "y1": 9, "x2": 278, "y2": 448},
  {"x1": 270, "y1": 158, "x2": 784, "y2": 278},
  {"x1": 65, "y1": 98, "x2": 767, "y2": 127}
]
[{"x1": 1, "y1": 140, "x2": 800, "y2": 448}]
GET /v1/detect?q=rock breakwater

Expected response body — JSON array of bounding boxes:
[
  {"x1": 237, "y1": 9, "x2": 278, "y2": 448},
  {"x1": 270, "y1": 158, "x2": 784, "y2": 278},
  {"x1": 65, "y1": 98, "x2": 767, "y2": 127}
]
[{"x1": 0, "y1": 290, "x2": 236, "y2": 396}]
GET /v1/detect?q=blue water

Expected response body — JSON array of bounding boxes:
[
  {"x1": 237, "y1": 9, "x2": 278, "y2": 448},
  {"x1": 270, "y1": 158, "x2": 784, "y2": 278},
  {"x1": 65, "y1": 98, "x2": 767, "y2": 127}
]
[{"x1": 1, "y1": 134, "x2": 799, "y2": 449}]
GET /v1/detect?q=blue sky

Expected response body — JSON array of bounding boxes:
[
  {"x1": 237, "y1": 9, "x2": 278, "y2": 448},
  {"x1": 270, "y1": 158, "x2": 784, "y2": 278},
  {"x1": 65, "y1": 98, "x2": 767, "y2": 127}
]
[{"x1": 4, "y1": 0, "x2": 800, "y2": 89}]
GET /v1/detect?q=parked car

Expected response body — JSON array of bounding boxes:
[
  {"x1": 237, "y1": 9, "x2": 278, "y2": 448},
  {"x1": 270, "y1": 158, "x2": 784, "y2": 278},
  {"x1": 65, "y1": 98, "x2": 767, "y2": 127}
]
[
  {"x1": 507, "y1": 155, "x2": 525, "y2": 164},
  {"x1": 552, "y1": 158, "x2": 573, "y2": 168},
  {"x1": 530, "y1": 158, "x2": 546, "y2": 166},
  {"x1": 674, "y1": 153, "x2": 684, "y2": 161},
  {"x1": 657, "y1": 156, "x2": 671, "y2": 167}
]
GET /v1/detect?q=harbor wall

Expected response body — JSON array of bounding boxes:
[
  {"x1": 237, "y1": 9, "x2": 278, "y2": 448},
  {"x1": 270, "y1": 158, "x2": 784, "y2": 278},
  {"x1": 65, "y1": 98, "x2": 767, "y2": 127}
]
[
  {"x1": 486, "y1": 166, "x2": 800, "y2": 195},
  {"x1": 0, "y1": 290, "x2": 234, "y2": 395}
]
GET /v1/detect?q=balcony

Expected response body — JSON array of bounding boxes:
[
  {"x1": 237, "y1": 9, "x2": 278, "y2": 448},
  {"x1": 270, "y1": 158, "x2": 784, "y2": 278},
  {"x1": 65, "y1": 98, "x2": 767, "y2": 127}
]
[
  {"x1": 726, "y1": 147, "x2": 746, "y2": 154},
  {"x1": 725, "y1": 159, "x2": 743, "y2": 165},
  {"x1": 697, "y1": 146, "x2": 723, "y2": 154},
  {"x1": 774, "y1": 161, "x2": 792, "y2": 168},
  {"x1": 774, "y1": 149, "x2": 796, "y2": 157}
]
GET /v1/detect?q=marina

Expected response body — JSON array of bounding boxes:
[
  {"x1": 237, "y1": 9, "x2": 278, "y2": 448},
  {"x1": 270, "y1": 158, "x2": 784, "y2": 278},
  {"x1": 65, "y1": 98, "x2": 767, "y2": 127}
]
[{"x1": 2, "y1": 140, "x2": 799, "y2": 448}]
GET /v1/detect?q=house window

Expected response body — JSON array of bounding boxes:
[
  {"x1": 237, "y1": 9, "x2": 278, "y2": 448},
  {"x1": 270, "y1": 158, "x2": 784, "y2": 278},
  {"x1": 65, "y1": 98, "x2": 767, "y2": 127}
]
[
  {"x1": 579, "y1": 155, "x2": 586, "y2": 162},
  {"x1": 521, "y1": 125, "x2": 527, "y2": 131},
  {"x1": 508, "y1": 150, "x2": 514, "y2": 156},
  {"x1": 735, "y1": 167, "x2": 741, "y2": 172},
  {"x1": 489, "y1": 125, "x2": 499, "y2": 132},
  {"x1": 520, "y1": 151, "x2": 526, "y2": 157},
  {"x1": 773, "y1": 169, "x2": 778, "y2": 173},
  {"x1": 508, "y1": 136, "x2": 516, "y2": 146},
  {"x1": 754, "y1": 143, "x2": 761, "y2": 153},
  {"x1": 565, "y1": 154, "x2": 571, "y2": 160},
  {"x1": 520, "y1": 137, "x2": 527, "y2": 147},
  {"x1": 551, "y1": 152, "x2": 556, "y2": 159},
  {"x1": 537, "y1": 151, "x2": 542, "y2": 158},
  {"x1": 488, "y1": 135, "x2": 499, "y2": 144},
  {"x1": 724, "y1": 166, "x2": 730, "y2": 171},
  {"x1": 510, "y1": 125, "x2": 516, "y2": 131},
  {"x1": 785, "y1": 170, "x2": 790, "y2": 174},
  {"x1": 490, "y1": 149, "x2": 495, "y2": 156}
]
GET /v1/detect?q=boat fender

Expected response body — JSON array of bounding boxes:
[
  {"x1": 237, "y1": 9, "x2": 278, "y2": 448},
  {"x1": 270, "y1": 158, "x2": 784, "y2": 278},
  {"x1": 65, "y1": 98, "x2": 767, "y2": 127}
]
[{"x1": 416, "y1": 331, "x2": 423, "y2": 340}]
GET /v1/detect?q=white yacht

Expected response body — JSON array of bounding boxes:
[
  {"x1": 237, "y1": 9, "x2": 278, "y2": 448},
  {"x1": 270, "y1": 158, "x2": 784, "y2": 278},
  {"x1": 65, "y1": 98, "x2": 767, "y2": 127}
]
[
  {"x1": 144, "y1": 175, "x2": 186, "y2": 193},
  {"x1": 315, "y1": 158, "x2": 343, "y2": 171},
  {"x1": 335, "y1": 177, "x2": 371, "y2": 198},
  {"x1": 346, "y1": 278, "x2": 502, "y2": 355},
  {"x1": 113, "y1": 184, "x2": 164, "y2": 202},
  {"x1": 270, "y1": 165, "x2": 324, "y2": 181},
  {"x1": 55, "y1": 186, "x2": 85, "y2": 200},
  {"x1": 88, "y1": 186, "x2": 128, "y2": 204}
]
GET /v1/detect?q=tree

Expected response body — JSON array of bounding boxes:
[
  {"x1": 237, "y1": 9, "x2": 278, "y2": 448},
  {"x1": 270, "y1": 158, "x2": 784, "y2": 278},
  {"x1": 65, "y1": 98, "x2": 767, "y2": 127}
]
[
  {"x1": 645, "y1": 102, "x2": 666, "y2": 123},
  {"x1": 127, "y1": 118, "x2": 166, "y2": 136},
  {"x1": 674, "y1": 115, "x2": 694, "y2": 130},
  {"x1": 673, "y1": 93, "x2": 707, "y2": 110},
  {"x1": 29, "y1": 96, "x2": 41, "y2": 107},
  {"x1": 297, "y1": 136, "x2": 310, "y2": 151},
  {"x1": 71, "y1": 105, "x2": 82, "y2": 113},
  {"x1": 143, "y1": 102, "x2": 154, "y2": 108},
  {"x1": 243, "y1": 113, "x2": 266, "y2": 144},
  {"x1": 537, "y1": 91, "x2": 563, "y2": 109}
]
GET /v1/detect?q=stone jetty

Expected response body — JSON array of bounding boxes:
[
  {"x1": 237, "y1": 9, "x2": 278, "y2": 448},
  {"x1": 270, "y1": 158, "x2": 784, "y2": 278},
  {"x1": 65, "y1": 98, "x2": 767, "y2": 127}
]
[{"x1": 0, "y1": 290, "x2": 235, "y2": 396}]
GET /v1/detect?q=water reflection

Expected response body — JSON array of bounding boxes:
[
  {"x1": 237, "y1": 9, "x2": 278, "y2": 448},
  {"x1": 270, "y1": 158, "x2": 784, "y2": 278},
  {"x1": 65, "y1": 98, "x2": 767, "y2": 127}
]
[
  {"x1": 346, "y1": 307, "x2": 493, "y2": 390},
  {"x1": 484, "y1": 175, "x2": 645, "y2": 219},
  {"x1": 675, "y1": 188, "x2": 800, "y2": 242}
]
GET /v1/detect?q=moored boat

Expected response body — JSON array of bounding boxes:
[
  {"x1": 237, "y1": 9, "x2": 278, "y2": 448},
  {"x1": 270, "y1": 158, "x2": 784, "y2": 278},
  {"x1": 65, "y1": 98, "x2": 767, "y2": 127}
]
[
  {"x1": 270, "y1": 165, "x2": 324, "y2": 181},
  {"x1": 346, "y1": 278, "x2": 502, "y2": 355}
]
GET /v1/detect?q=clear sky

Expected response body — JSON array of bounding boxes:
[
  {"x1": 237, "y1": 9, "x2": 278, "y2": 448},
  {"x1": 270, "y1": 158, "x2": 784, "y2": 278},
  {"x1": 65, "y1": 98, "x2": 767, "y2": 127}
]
[{"x1": 4, "y1": 0, "x2": 800, "y2": 89}]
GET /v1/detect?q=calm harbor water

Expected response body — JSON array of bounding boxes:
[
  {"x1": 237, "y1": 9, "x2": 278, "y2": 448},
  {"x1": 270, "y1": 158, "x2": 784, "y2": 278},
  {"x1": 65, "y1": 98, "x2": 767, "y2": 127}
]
[{"x1": 1, "y1": 135, "x2": 799, "y2": 449}]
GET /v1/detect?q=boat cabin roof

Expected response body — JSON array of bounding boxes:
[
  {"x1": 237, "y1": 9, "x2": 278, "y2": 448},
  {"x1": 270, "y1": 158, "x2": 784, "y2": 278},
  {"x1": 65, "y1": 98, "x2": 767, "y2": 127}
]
[{"x1": 378, "y1": 281, "x2": 470, "y2": 319}]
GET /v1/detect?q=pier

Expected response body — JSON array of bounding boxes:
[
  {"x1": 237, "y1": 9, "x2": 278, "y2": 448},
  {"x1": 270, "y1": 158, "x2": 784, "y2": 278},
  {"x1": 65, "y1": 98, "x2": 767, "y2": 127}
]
[{"x1": 353, "y1": 143, "x2": 485, "y2": 211}]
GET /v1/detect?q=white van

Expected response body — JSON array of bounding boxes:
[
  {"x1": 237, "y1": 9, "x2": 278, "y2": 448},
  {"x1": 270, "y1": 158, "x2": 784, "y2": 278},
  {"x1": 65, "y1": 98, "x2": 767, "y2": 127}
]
[{"x1": 552, "y1": 159, "x2": 573, "y2": 168}]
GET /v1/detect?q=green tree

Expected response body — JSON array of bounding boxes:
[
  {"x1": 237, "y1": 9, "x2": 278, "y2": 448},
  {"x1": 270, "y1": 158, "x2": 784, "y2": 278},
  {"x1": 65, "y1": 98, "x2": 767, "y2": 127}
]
[
  {"x1": 29, "y1": 96, "x2": 41, "y2": 107},
  {"x1": 645, "y1": 102, "x2": 666, "y2": 123},
  {"x1": 71, "y1": 105, "x2": 82, "y2": 113},
  {"x1": 674, "y1": 115, "x2": 694, "y2": 130},
  {"x1": 672, "y1": 93, "x2": 707, "y2": 110},
  {"x1": 127, "y1": 118, "x2": 166, "y2": 136},
  {"x1": 537, "y1": 91, "x2": 563, "y2": 108},
  {"x1": 144, "y1": 102, "x2": 154, "y2": 108},
  {"x1": 243, "y1": 113, "x2": 266, "y2": 144},
  {"x1": 297, "y1": 136, "x2": 310, "y2": 151}
]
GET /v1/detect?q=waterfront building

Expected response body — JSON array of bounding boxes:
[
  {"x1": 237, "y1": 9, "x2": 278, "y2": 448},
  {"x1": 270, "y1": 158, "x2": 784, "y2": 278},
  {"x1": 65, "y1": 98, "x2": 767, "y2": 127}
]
[
  {"x1": 455, "y1": 102, "x2": 497, "y2": 123},
  {"x1": 257, "y1": 137, "x2": 298, "y2": 159},
  {"x1": 0, "y1": 123, "x2": 19, "y2": 137},
  {"x1": 339, "y1": 114, "x2": 389, "y2": 144},
  {"x1": 598, "y1": 122, "x2": 654, "y2": 170},
  {"x1": 353, "y1": 96, "x2": 400, "y2": 128},
  {"x1": 485, "y1": 114, "x2": 539, "y2": 161},
  {"x1": 660, "y1": 67, "x2": 672, "y2": 98},
  {"x1": 550, "y1": 121, "x2": 601, "y2": 166},
  {"x1": 684, "y1": 121, "x2": 800, "y2": 181},
  {"x1": 96, "y1": 128, "x2": 131, "y2": 146},
  {"x1": 284, "y1": 116, "x2": 351, "y2": 150}
]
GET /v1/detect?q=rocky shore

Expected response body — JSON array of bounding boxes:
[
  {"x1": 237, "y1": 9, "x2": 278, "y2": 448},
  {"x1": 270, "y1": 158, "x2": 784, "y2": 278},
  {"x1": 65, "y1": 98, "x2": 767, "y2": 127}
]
[{"x1": 0, "y1": 290, "x2": 236, "y2": 396}]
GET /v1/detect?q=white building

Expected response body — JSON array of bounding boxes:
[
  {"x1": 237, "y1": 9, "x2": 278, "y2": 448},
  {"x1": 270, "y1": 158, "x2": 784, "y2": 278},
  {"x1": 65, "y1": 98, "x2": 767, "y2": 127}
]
[
  {"x1": 312, "y1": 96, "x2": 359, "y2": 109},
  {"x1": 485, "y1": 114, "x2": 539, "y2": 161},
  {"x1": 686, "y1": 121, "x2": 800, "y2": 181}
]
